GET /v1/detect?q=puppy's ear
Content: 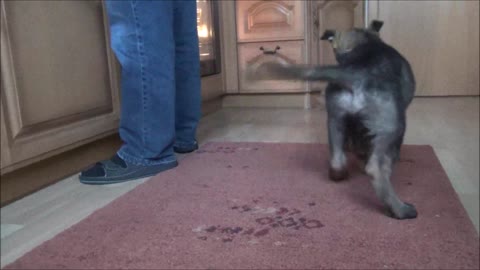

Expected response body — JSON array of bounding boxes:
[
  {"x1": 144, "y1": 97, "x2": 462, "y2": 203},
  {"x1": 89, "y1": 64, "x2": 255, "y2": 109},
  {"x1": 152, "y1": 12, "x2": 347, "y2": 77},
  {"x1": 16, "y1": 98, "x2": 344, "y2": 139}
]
[
  {"x1": 320, "y1": 30, "x2": 336, "y2": 41},
  {"x1": 368, "y1": 20, "x2": 384, "y2": 32}
]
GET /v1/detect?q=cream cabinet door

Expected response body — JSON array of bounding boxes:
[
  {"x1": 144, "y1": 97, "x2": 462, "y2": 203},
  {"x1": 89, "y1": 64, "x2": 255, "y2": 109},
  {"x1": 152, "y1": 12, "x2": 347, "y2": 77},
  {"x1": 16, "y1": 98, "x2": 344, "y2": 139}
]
[
  {"x1": 1, "y1": 1, "x2": 120, "y2": 173},
  {"x1": 313, "y1": 0, "x2": 364, "y2": 66},
  {"x1": 309, "y1": 0, "x2": 364, "y2": 91},
  {"x1": 236, "y1": 0, "x2": 305, "y2": 42}
]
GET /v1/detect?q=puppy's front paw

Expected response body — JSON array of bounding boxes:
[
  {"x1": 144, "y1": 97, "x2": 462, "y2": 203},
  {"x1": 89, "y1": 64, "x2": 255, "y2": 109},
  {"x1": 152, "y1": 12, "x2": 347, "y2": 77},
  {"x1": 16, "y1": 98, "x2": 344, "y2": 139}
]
[{"x1": 328, "y1": 166, "x2": 349, "y2": 181}]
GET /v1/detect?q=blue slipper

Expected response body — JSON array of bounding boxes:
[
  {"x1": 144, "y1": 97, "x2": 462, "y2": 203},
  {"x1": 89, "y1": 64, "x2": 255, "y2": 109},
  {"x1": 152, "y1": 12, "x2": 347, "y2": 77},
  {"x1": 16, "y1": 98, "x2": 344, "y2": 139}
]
[
  {"x1": 174, "y1": 141, "x2": 198, "y2": 154},
  {"x1": 79, "y1": 154, "x2": 178, "y2": 185}
]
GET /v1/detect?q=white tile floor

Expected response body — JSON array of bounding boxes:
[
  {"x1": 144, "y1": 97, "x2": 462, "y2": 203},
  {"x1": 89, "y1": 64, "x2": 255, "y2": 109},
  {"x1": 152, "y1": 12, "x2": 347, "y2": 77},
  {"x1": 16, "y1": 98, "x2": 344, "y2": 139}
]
[{"x1": 1, "y1": 97, "x2": 478, "y2": 267}]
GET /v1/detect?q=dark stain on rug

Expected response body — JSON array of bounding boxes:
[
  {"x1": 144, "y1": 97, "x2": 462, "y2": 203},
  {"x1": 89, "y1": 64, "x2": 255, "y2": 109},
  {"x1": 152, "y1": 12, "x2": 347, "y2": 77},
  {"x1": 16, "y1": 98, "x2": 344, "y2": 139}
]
[
  {"x1": 253, "y1": 228, "x2": 270, "y2": 237},
  {"x1": 193, "y1": 198, "x2": 324, "y2": 243},
  {"x1": 196, "y1": 145, "x2": 260, "y2": 155}
]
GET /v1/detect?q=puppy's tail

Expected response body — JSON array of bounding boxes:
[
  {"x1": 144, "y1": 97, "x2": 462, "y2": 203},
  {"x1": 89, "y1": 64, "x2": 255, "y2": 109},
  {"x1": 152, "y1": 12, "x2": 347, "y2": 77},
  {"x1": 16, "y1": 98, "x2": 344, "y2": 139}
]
[{"x1": 248, "y1": 62, "x2": 358, "y2": 87}]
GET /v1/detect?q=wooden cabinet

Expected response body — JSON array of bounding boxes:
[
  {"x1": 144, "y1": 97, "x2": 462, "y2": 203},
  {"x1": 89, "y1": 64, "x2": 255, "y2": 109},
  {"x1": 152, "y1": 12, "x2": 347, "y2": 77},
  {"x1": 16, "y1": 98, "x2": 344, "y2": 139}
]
[
  {"x1": 234, "y1": 0, "x2": 363, "y2": 94},
  {"x1": 235, "y1": 0, "x2": 307, "y2": 93},
  {"x1": 1, "y1": 1, "x2": 120, "y2": 173}
]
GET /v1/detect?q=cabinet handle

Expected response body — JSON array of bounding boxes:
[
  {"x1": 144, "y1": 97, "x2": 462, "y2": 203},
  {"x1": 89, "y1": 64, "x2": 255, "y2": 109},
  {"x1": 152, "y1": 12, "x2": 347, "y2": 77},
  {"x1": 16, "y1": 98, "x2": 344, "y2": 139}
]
[{"x1": 259, "y1": 46, "x2": 281, "y2": 55}]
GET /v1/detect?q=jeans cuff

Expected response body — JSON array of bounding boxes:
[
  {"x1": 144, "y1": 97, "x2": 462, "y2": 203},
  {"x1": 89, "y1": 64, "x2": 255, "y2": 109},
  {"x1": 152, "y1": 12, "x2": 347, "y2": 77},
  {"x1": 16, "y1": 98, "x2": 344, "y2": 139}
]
[{"x1": 117, "y1": 148, "x2": 177, "y2": 166}]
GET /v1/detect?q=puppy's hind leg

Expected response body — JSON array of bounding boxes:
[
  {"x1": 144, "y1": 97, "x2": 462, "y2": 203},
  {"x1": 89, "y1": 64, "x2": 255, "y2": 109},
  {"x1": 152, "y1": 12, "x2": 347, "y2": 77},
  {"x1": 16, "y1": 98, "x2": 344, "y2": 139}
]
[
  {"x1": 328, "y1": 114, "x2": 349, "y2": 181},
  {"x1": 365, "y1": 136, "x2": 417, "y2": 219}
]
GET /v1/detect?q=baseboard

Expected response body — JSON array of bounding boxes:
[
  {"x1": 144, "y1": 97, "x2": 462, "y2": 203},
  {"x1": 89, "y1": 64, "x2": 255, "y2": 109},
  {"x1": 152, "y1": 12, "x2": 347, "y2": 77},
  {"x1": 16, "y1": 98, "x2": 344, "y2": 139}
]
[
  {"x1": 202, "y1": 97, "x2": 223, "y2": 116},
  {"x1": 222, "y1": 93, "x2": 324, "y2": 109},
  {"x1": 0, "y1": 134, "x2": 122, "y2": 206}
]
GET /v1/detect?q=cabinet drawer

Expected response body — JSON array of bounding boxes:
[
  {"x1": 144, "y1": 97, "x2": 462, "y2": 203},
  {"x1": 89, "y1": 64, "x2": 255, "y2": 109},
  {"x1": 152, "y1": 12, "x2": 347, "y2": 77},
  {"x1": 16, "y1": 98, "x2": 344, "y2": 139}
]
[
  {"x1": 238, "y1": 40, "x2": 305, "y2": 93},
  {"x1": 236, "y1": 0, "x2": 304, "y2": 42}
]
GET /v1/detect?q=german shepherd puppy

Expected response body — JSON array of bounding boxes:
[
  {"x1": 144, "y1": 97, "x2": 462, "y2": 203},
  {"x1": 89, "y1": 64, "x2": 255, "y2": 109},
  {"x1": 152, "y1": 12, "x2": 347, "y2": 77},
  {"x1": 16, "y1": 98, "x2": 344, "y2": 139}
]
[{"x1": 250, "y1": 20, "x2": 417, "y2": 219}]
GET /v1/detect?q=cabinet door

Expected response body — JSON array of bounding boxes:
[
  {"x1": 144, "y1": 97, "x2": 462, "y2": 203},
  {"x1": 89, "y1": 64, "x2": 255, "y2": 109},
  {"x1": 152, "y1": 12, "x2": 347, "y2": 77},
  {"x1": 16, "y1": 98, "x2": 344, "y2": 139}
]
[
  {"x1": 373, "y1": 0, "x2": 479, "y2": 96},
  {"x1": 236, "y1": 0, "x2": 305, "y2": 42},
  {"x1": 309, "y1": 0, "x2": 363, "y2": 91},
  {"x1": 1, "y1": 1, "x2": 120, "y2": 173},
  {"x1": 314, "y1": 0, "x2": 364, "y2": 66}
]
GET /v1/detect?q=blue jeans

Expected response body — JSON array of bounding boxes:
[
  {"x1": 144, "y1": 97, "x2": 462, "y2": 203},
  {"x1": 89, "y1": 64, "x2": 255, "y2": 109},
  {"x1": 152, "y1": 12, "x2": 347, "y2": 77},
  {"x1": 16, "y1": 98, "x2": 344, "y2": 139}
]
[{"x1": 105, "y1": 0, "x2": 201, "y2": 165}]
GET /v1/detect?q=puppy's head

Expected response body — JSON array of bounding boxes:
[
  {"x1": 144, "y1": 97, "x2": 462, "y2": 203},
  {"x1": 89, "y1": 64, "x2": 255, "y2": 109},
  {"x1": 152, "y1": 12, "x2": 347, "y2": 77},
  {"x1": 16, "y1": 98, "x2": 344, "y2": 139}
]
[{"x1": 320, "y1": 20, "x2": 384, "y2": 62}]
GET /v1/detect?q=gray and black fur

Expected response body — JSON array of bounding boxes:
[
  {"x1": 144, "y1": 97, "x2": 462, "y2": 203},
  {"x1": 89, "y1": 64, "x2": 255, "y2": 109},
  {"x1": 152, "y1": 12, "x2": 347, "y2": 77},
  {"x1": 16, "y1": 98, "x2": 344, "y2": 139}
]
[{"x1": 250, "y1": 20, "x2": 417, "y2": 219}]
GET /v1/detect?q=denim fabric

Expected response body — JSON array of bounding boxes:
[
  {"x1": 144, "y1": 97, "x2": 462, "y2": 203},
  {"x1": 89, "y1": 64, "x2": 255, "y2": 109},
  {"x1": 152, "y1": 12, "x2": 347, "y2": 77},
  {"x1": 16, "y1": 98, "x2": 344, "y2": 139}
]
[{"x1": 105, "y1": 0, "x2": 201, "y2": 165}]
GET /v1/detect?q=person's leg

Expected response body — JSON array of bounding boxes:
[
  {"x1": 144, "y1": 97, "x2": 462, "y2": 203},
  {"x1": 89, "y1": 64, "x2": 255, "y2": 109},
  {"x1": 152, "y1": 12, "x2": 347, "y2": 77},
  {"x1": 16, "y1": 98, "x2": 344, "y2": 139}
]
[
  {"x1": 80, "y1": 0, "x2": 178, "y2": 184},
  {"x1": 173, "y1": 0, "x2": 202, "y2": 153}
]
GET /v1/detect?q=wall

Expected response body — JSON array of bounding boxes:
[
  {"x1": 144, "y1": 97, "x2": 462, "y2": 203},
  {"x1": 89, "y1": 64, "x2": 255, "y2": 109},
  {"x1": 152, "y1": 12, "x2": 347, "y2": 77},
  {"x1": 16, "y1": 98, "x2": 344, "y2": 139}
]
[{"x1": 370, "y1": 0, "x2": 479, "y2": 96}]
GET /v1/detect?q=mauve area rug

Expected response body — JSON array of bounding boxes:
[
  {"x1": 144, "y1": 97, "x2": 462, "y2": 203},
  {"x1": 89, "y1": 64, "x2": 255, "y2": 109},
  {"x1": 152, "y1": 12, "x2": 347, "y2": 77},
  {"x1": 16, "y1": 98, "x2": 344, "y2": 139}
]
[{"x1": 4, "y1": 142, "x2": 479, "y2": 269}]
